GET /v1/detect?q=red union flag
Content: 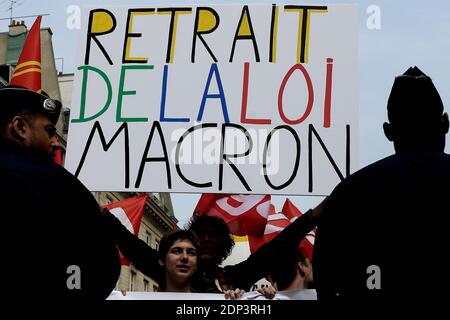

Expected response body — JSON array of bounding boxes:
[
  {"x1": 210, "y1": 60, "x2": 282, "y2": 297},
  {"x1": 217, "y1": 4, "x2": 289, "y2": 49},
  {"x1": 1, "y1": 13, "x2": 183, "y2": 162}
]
[
  {"x1": 10, "y1": 16, "x2": 42, "y2": 92},
  {"x1": 249, "y1": 199, "x2": 315, "y2": 261},
  {"x1": 194, "y1": 194, "x2": 271, "y2": 237},
  {"x1": 54, "y1": 136, "x2": 63, "y2": 166},
  {"x1": 281, "y1": 198, "x2": 316, "y2": 262},
  {"x1": 103, "y1": 194, "x2": 148, "y2": 265}
]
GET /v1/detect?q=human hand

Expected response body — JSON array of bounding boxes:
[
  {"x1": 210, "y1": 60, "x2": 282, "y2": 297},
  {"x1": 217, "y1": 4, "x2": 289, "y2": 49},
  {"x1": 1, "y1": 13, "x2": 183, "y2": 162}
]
[
  {"x1": 257, "y1": 283, "x2": 277, "y2": 299},
  {"x1": 224, "y1": 288, "x2": 245, "y2": 300},
  {"x1": 311, "y1": 197, "x2": 327, "y2": 221},
  {"x1": 120, "y1": 288, "x2": 128, "y2": 296}
]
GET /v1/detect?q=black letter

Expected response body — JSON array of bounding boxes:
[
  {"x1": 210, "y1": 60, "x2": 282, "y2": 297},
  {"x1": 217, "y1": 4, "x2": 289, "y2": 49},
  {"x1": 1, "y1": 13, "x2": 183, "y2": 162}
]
[
  {"x1": 263, "y1": 125, "x2": 300, "y2": 190},
  {"x1": 191, "y1": 7, "x2": 220, "y2": 63},
  {"x1": 75, "y1": 121, "x2": 130, "y2": 188},
  {"x1": 229, "y1": 5, "x2": 260, "y2": 63},
  {"x1": 158, "y1": 7, "x2": 193, "y2": 64},
  {"x1": 85, "y1": 9, "x2": 117, "y2": 65},
  {"x1": 135, "y1": 121, "x2": 171, "y2": 189},
  {"x1": 219, "y1": 123, "x2": 253, "y2": 191},
  {"x1": 175, "y1": 123, "x2": 217, "y2": 188},
  {"x1": 308, "y1": 124, "x2": 350, "y2": 192}
]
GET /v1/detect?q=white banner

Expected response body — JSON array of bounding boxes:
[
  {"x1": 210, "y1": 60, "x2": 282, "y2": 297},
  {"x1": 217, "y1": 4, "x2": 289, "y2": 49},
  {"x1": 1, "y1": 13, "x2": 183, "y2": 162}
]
[
  {"x1": 107, "y1": 289, "x2": 317, "y2": 300},
  {"x1": 65, "y1": 4, "x2": 358, "y2": 195}
]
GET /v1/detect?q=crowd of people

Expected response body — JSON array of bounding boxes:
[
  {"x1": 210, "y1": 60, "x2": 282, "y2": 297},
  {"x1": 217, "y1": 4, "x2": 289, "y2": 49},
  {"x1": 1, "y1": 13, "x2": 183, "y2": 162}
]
[{"x1": 1, "y1": 65, "x2": 448, "y2": 305}]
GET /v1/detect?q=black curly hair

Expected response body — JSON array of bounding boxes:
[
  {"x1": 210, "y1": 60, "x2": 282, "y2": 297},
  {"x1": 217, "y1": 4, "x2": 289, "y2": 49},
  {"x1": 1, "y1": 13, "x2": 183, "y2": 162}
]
[
  {"x1": 186, "y1": 214, "x2": 235, "y2": 265},
  {"x1": 158, "y1": 229, "x2": 200, "y2": 262}
]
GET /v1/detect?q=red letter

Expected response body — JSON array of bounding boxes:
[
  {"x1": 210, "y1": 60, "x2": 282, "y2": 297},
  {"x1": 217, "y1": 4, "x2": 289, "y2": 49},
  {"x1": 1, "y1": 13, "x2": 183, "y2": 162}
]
[
  {"x1": 278, "y1": 64, "x2": 314, "y2": 125},
  {"x1": 323, "y1": 58, "x2": 333, "y2": 128},
  {"x1": 240, "y1": 62, "x2": 271, "y2": 124}
]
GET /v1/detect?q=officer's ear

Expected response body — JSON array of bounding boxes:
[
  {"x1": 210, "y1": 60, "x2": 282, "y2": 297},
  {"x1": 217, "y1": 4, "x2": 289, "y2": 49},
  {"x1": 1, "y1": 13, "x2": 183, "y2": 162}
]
[
  {"x1": 441, "y1": 113, "x2": 449, "y2": 134},
  {"x1": 11, "y1": 116, "x2": 30, "y2": 140},
  {"x1": 383, "y1": 122, "x2": 394, "y2": 141}
]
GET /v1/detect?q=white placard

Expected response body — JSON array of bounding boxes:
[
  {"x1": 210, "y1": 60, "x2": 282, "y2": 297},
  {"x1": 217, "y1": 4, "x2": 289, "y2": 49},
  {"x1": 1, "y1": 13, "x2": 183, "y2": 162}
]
[
  {"x1": 65, "y1": 4, "x2": 358, "y2": 195},
  {"x1": 106, "y1": 289, "x2": 317, "y2": 300}
]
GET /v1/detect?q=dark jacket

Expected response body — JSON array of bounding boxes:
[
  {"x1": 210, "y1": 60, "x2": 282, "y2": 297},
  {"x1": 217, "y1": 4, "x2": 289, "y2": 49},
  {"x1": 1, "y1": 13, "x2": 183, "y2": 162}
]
[
  {"x1": 314, "y1": 152, "x2": 450, "y2": 304},
  {"x1": 0, "y1": 139, "x2": 120, "y2": 301}
]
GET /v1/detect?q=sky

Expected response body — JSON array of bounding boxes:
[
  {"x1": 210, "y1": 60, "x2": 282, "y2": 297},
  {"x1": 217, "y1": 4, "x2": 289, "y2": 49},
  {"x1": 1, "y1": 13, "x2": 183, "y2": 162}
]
[{"x1": 2, "y1": 0, "x2": 449, "y2": 227}]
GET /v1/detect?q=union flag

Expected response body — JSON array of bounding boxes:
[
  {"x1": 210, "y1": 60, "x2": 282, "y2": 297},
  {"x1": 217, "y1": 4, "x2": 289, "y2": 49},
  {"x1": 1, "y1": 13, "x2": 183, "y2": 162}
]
[
  {"x1": 10, "y1": 16, "x2": 42, "y2": 92},
  {"x1": 194, "y1": 194, "x2": 271, "y2": 238},
  {"x1": 103, "y1": 194, "x2": 149, "y2": 265},
  {"x1": 249, "y1": 198, "x2": 315, "y2": 261}
]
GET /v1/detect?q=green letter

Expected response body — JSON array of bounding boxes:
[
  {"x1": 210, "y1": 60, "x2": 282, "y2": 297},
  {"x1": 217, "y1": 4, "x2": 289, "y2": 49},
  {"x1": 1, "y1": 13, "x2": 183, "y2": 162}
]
[
  {"x1": 71, "y1": 65, "x2": 112, "y2": 123},
  {"x1": 116, "y1": 65, "x2": 154, "y2": 122}
]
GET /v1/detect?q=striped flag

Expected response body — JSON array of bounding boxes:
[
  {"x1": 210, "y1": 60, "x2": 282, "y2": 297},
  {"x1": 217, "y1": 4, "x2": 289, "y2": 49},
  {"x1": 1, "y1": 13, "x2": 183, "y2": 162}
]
[
  {"x1": 103, "y1": 194, "x2": 149, "y2": 265},
  {"x1": 194, "y1": 194, "x2": 271, "y2": 238},
  {"x1": 10, "y1": 16, "x2": 42, "y2": 92},
  {"x1": 249, "y1": 199, "x2": 316, "y2": 261}
]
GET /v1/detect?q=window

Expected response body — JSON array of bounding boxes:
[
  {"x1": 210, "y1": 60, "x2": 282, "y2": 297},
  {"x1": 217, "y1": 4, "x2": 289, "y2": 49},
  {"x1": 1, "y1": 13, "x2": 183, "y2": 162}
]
[
  {"x1": 105, "y1": 194, "x2": 114, "y2": 204},
  {"x1": 62, "y1": 109, "x2": 70, "y2": 133},
  {"x1": 143, "y1": 279, "x2": 149, "y2": 292},
  {"x1": 152, "y1": 193, "x2": 161, "y2": 201},
  {"x1": 145, "y1": 231, "x2": 152, "y2": 246},
  {"x1": 151, "y1": 193, "x2": 165, "y2": 210},
  {"x1": 129, "y1": 270, "x2": 136, "y2": 291}
]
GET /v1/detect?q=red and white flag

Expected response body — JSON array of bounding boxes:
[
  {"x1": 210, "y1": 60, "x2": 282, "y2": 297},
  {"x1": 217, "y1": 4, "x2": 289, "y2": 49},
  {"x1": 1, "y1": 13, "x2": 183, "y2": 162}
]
[
  {"x1": 103, "y1": 194, "x2": 149, "y2": 265},
  {"x1": 249, "y1": 198, "x2": 316, "y2": 261},
  {"x1": 194, "y1": 194, "x2": 272, "y2": 238},
  {"x1": 53, "y1": 136, "x2": 63, "y2": 166},
  {"x1": 10, "y1": 16, "x2": 42, "y2": 92},
  {"x1": 282, "y1": 199, "x2": 315, "y2": 261}
]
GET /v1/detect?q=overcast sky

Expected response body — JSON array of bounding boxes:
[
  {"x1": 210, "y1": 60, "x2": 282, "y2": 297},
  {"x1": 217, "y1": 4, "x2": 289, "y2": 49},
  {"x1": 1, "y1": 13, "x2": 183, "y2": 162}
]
[{"x1": 2, "y1": 0, "x2": 449, "y2": 227}]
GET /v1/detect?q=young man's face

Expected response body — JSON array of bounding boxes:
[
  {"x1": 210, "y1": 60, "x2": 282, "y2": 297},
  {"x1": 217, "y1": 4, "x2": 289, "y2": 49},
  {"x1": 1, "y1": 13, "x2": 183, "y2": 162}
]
[
  {"x1": 195, "y1": 226, "x2": 222, "y2": 265},
  {"x1": 22, "y1": 114, "x2": 60, "y2": 159},
  {"x1": 164, "y1": 239, "x2": 197, "y2": 286}
]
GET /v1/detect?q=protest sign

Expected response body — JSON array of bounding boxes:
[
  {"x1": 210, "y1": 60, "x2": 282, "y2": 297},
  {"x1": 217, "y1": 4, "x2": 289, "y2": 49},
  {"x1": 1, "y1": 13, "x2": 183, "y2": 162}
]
[{"x1": 65, "y1": 4, "x2": 358, "y2": 195}]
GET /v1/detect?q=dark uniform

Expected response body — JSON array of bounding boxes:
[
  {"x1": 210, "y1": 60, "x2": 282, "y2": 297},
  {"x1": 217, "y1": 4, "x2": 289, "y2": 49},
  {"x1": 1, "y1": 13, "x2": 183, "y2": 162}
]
[
  {"x1": 314, "y1": 152, "x2": 450, "y2": 303},
  {"x1": 313, "y1": 68, "x2": 450, "y2": 305},
  {"x1": 0, "y1": 86, "x2": 120, "y2": 302}
]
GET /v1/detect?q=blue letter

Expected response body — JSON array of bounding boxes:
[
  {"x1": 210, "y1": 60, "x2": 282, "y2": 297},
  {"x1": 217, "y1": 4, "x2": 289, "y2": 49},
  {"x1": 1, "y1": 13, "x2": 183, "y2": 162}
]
[
  {"x1": 197, "y1": 63, "x2": 230, "y2": 123},
  {"x1": 160, "y1": 64, "x2": 190, "y2": 122}
]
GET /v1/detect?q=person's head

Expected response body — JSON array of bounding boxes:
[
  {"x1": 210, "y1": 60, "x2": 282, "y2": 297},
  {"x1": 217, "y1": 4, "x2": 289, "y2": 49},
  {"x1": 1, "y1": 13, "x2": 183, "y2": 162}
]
[
  {"x1": 383, "y1": 66, "x2": 449, "y2": 152},
  {"x1": 187, "y1": 214, "x2": 235, "y2": 266},
  {"x1": 269, "y1": 248, "x2": 314, "y2": 291},
  {"x1": 158, "y1": 230, "x2": 200, "y2": 292},
  {"x1": 0, "y1": 85, "x2": 62, "y2": 159}
]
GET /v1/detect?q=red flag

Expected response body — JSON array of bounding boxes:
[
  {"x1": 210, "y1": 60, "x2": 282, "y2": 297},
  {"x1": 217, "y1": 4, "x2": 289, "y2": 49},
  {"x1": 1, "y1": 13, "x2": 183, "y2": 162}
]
[
  {"x1": 54, "y1": 148, "x2": 62, "y2": 165},
  {"x1": 282, "y1": 198, "x2": 316, "y2": 261},
  {"x1": 10, "y1": 16, "x2": 42, "y2": 92},
  {"x1": 249, "y1": 199, "x2": 315, "y2": 261},
  {"x1": 53, "y1": 136, "x2": 62, "y2": 166},
  {"x1": 247, "y1": 204, "x2": 276, "y2": 253},
  {"x1": 194, "y1": 194, "x2": 271, "y2": 237},
  {"x1": 282, "y1": 198, "x2": 303, "y2": 221},
  {"x1": 103, "y1": 194, "x2": 149, "y2": 265},
  {"x1": 299, "y1": 229, "x2": 315, "y2": 262}
]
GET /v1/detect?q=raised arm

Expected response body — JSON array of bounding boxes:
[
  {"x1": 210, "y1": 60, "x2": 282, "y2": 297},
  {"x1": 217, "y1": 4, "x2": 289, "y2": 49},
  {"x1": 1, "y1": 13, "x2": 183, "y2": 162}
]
[{"x1": 101, "y1": 208, "x2": 163, "y2": 282}]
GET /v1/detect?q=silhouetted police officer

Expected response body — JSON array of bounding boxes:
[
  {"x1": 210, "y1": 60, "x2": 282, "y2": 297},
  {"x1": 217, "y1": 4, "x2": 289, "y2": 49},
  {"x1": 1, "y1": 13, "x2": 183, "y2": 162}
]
[{"x1": 0, "y1": 86, "x2": 120, "y2": 302}]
